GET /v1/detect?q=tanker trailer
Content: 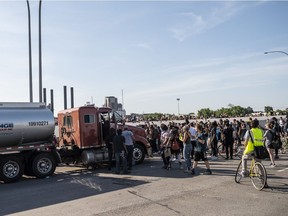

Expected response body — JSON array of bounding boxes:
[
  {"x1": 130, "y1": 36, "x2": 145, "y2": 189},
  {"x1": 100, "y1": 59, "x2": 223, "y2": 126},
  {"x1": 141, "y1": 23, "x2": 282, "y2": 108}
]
[{"x1": 0, "y1": 102, "x2": 60, "y2": 183}]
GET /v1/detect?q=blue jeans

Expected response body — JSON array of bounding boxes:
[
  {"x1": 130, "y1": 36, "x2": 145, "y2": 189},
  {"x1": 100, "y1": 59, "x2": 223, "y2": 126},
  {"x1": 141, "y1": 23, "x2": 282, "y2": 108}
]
[
  {"x1": 183, "y1": 143, "x2": 192, "y2": 170},
  {"x1": 125, "y1": 145, "x2": 134, "y2": 168},
  {"x1": 115, "y1": 151, "x2": 127, "y2": 173}
]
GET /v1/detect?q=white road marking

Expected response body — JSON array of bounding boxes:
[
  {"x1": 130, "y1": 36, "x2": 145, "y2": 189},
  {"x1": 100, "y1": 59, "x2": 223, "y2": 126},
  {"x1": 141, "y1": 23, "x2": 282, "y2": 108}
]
[{"x1": 277, "y1": 168, "x2": 288, "y2": 172}]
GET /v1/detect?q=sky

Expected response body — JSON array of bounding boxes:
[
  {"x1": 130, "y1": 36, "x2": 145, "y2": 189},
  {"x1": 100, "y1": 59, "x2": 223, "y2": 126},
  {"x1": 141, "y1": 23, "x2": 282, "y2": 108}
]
[{"x1": 0, "y1": 0, "x2": 288, "y2": 116}]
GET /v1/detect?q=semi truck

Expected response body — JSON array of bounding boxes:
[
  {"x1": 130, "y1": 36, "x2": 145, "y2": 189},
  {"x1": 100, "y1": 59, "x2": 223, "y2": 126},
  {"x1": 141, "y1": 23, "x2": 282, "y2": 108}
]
[
  {"x1": 0, "y1": 102, "x2": 150, "y2": 183},
  {"x1": 56, "y1": 105, "x2": 150, "y2": 167}
]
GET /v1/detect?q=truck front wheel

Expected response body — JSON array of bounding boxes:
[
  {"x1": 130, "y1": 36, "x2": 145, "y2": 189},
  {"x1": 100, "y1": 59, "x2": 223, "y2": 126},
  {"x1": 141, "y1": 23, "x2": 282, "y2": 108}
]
[
  {"x1": 0, "y1": 156, "x2": 24, "y2": 183},
  {"x1": 32, "y1": 153, "x2": 56, "y2": 179},
  {"x1": 133, "y1": 144, "x2": 145, "y2": 165}
]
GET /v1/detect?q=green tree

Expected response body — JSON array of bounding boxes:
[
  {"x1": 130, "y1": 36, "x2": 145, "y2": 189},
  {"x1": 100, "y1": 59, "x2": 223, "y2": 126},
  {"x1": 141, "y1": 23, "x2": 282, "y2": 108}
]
[
  {"x1": 246, "y1": 106, "x2": 254, "y2": 114},
  {"x1": 264, "y1": 106, "x2": 273, "y2": 114},
  {"x1": 197, "y1": 108, "x2": 213, "y2": 119}
]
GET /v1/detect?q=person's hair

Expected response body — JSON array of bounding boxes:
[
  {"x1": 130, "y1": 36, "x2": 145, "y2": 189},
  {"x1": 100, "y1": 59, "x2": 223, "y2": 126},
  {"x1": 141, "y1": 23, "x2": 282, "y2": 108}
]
[
  {"x1": 183, "y1": 125, "x2": 189, "y2": 132},
  {"x1": 212, "y1": 121, "x2": 217, "y2": 127},
  {"x1": 266, "y1": 122, "x2": 273, "y2": 129},
  {"x1": 160, "y1": 124, "x2": 168, "y2": 131},
  {"x1": 117, "y1": 129, "x2": 122, "y2": 135},
  {"x1": 251, "y1": 119, "x2": 259, "y2": 128},
  {"x1": 196, "y1": 124, "x2": 203, "y2": 132}
]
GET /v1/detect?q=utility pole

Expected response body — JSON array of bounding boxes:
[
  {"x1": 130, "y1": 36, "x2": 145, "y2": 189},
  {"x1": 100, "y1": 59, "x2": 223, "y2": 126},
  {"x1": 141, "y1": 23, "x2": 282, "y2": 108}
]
[
  {"x1": 39, "y1": 0, "x2": 43, "y2": 102},
  {"x1": 26, "y1": 0, "x2": 33, "y2": 102},
  {"x1": 177, "y1": 98, "x2": 180, "y2": 116}
]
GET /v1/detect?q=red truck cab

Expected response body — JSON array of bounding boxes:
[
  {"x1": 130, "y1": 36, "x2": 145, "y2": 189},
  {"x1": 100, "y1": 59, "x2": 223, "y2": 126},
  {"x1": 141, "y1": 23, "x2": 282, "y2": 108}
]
[{"x1": 57, "y1": 105, "x2": 150, "y2": 166}]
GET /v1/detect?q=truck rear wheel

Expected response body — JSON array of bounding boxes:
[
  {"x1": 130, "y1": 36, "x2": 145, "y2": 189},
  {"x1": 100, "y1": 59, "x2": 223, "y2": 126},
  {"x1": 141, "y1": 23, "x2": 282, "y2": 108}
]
[
  {"x1": 32, "y1": 153, "x2": 56, "y2": 179},
  {"x1": 133, "y1": 144, "x2": 145, "y2": 165},
  {"x1": 0, "y1": 156, "x2": 24, "y2": 183}
]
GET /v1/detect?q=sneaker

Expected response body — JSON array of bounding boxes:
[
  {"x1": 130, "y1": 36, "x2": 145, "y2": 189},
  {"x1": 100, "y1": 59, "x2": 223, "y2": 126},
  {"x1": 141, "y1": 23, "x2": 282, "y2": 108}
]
[
  {"x1": 275, "y1": 156, "x2": 279, "y2": 159},
  {"x1": 191, "y1": 169, "x2": 195, "y2": 175},
  {"x1": 203, "y1": 169, "x2": 212, "y2": 175},
  {"x1": 270, "y1": 163, "x2": 276, "y2": 167},
  {"x1": 123, "y1": 171, "x2": 130, "y2": 174}
]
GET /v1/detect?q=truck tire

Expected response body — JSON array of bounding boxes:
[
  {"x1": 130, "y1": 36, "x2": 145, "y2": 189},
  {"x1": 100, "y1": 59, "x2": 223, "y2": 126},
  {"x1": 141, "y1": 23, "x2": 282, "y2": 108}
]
[
  {"x1": 133, "y1": 143, "x2": 145, "y2": 165},
  {"x1": 32, "y1": 153, "x2": 56, "y2": 179},
  {"x1": 0, "y1": 156, "x2": 24, "y2": 183}
]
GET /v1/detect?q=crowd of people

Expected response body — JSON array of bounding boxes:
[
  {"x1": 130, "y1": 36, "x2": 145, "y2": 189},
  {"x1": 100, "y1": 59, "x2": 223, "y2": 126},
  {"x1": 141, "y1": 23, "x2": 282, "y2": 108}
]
[
  {"x1": 143, "y1": 116, "x2": 287, "y2": 175},
  {"x1": 105, "y1": 116, "x2": 287, "y2": 175}
]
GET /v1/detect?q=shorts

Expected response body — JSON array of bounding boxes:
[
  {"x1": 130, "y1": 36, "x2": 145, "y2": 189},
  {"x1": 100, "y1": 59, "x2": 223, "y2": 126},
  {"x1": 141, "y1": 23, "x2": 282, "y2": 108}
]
[{"x1": 194, "y1": 151, "x2": 208, "y2": 162}]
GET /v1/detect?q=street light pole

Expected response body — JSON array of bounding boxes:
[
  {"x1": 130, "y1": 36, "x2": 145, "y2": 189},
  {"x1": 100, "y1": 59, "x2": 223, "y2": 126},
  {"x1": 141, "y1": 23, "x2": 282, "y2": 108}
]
[
  {"x1": 177, "y1": 98, "x2": 180, "y2": 116},
  {"x1": 39, "y1": 0, "x2": 43, "y2": 102},
  {"x1": 26, "y1": 0, "x2": 33, "y2": 102},
  {"x1": 264, "y1": 51, "x2": 288, "y2": 56}
]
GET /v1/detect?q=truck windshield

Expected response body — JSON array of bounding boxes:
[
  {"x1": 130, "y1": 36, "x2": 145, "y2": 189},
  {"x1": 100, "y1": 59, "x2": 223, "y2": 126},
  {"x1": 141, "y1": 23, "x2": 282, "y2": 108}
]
[
  {"x1": 110, "y1": 111, "x2": 124, "y2": 123},
  {"x1": 63, "y1": 115, "x2": 73, "y2": 128}
]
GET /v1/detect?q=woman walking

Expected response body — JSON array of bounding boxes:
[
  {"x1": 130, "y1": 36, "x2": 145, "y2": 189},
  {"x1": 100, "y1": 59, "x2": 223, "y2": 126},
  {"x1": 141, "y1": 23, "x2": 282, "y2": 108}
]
[
  {"x1": 182, "y1": 125, "x2": 192, "y2": 172},
  {"x1": 264, "y1": 122, "x2": 276, "y2": 167}
]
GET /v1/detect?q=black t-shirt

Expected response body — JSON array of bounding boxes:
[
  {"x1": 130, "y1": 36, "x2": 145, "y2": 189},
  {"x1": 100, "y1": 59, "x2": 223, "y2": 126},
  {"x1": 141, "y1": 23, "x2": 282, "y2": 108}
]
[
  {"x1": 113, "y1": 135, "x2": 125, "y2": 153},
  {"x1": 223, "y1": 126, "x2": 234, "y2": 142}
]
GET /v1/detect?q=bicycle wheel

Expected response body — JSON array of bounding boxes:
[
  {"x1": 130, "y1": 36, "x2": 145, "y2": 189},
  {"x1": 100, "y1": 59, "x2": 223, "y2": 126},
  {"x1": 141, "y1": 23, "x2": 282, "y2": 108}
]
[
  {"x1": 235, "y1": 145, "x2": 244, "y2": 159},
  {"x1": 250, "y1": 162, "x2": 267, "y2": 191},
  {"x1": 235, "y1": 160, "x2": 242, "y2": 183},
  {"x1": 217, "y1": 143, "x2": 225, "y2": 159}
]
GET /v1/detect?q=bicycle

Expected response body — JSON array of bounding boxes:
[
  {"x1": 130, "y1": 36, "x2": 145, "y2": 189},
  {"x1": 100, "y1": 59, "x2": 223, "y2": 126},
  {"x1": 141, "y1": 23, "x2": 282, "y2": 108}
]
[
  {"x1": 218, "y1": 141, "x2": 244, "y2": 159},
  {"x1": 234, "y1": 155, "x2": 267, "y2": 190}
]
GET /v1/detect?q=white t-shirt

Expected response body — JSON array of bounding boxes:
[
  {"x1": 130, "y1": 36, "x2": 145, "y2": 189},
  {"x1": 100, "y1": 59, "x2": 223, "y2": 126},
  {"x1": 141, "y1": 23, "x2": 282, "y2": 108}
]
[
  {"x1": 122, "y1": 130, "x2": 134, "y2": 146},
  {"x1": 189, "y1": 127, "x2": 197, "y2": 141}
]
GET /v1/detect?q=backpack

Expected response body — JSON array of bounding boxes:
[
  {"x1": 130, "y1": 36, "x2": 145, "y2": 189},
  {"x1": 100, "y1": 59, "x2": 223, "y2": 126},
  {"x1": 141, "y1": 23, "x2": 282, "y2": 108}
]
[
  {"x1": 152, "y1": 128, "x2": 159, "y2": 140},
  {"x1": 270, "y1": 130, "x2": 282, "y2": 149}
]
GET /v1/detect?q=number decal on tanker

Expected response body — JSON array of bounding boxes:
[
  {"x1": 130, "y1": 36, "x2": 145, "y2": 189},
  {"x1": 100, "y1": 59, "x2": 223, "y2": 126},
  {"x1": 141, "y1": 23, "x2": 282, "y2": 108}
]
[{"x1": 28, "y1": 121, "x2": 49, "y2": 126}]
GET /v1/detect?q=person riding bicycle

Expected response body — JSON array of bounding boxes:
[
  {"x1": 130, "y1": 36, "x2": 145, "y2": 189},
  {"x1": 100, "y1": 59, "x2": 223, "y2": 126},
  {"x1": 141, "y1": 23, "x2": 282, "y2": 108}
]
[{"x1": 241, "y1": 119, "x2": 264, "y2": 177}]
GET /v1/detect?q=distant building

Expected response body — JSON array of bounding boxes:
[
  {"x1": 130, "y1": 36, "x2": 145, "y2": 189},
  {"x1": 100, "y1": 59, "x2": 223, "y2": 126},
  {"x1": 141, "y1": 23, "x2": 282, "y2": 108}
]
[{"x1": 104, "y1": 96, "x2": 125, "y2": 117}]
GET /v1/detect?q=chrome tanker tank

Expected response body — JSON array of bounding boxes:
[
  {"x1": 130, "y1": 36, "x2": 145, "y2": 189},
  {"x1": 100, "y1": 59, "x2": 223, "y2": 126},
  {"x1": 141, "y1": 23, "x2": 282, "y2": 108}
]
[{"x1": 0, "y1": 102, "x2": 55, "y2": 148}]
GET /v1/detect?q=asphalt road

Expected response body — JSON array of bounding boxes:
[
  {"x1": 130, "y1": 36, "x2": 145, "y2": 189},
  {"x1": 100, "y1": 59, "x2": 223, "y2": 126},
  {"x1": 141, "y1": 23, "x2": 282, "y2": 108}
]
[{"x1": 1, "y1": 154, "x2": 287, "y2": 216}]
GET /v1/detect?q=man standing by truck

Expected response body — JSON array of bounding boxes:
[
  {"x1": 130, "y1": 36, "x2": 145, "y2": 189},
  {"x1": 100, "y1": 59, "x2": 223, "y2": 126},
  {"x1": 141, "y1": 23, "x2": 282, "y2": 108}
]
[
  {"x1": 122, "y1": 127, "x2": 135, "y2": 170},
  {"x1": 113, "y1": 129, "x2": 129, "y2": 174}
]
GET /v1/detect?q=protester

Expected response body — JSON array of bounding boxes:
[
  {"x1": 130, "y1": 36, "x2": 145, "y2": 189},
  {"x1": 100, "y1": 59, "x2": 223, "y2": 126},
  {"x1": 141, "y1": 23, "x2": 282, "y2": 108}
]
[
  {"x1": 191, "y1": 124, "x2": 212, "y2": 175},
  {"x1": 122, "y1": 127, "x2": 135, "y2": 170},
  {"x1": 105, "y1": 128, "x2": 116, "y2": 171},
  {"x1": 170, "y1": 126, "x2": 182, "y2": 169},
  {"x1": 271, "y1": 117, "x2": 281, "y2": 159},
  {"x1": 223, "y1": 121, "x2": 234, "y2": 160},
  {"x1": 210, "y1": 121, "x2": 218, "y2": 160},
  {"x1": 264, "y1": 122, "x2": 276, "y2": 167},
  {"x1": 189, "y1": 122, "x2": 197, "y2": 159},
  {"x1": 113, "y1": 129, "x2": 129, "y2": 174},
  {"x1": 241, "y1": 119, "x2": 265, "y2": 176},
  {"x1": 182, "y1": 125, "x2": 192, "y2": 172},
  {"x1": 160, "y1": 124, "x2": 171, "y2": 169}
]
